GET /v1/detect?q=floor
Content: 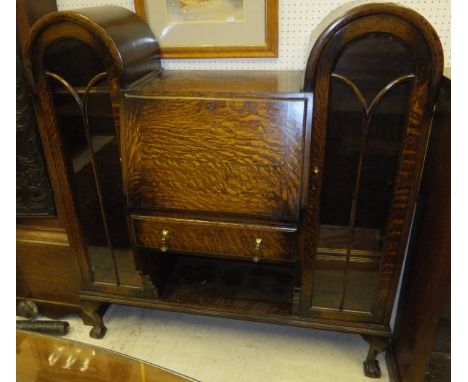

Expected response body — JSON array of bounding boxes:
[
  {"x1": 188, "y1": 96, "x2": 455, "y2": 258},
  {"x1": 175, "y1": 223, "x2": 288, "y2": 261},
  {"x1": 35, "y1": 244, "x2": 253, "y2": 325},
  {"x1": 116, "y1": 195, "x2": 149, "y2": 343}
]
[{"x1": 48, "y1": 304, "x2": 390, "y2": 382}]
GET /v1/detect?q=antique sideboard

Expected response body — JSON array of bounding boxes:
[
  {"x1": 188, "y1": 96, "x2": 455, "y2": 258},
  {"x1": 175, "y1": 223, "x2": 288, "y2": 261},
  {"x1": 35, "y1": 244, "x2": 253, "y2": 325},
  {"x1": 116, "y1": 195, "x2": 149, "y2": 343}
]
[{"x1": 18, "y1": 2, "x2": 443, "y2": 378}]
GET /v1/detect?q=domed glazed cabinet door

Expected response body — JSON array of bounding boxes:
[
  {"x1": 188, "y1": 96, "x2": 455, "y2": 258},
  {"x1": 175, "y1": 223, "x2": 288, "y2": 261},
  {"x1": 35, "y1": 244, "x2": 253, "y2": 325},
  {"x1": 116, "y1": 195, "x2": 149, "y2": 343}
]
[
  {"x1": 299, "y1": 3, "x2": 443, "y2": 376},
  {"x1": 26, "y1": 6, "x2": 163, "y2": 333}
]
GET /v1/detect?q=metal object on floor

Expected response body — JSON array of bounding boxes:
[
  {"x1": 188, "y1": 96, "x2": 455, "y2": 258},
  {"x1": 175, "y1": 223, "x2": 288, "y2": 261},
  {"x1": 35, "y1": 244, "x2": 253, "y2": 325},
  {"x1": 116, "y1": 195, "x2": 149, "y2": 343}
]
[
  {"x1": 16, "y1": 320, "x2": 70, "y2": 336},
  {"x1": 16, "y1": 299, "x2": 40, "y2": 319}
]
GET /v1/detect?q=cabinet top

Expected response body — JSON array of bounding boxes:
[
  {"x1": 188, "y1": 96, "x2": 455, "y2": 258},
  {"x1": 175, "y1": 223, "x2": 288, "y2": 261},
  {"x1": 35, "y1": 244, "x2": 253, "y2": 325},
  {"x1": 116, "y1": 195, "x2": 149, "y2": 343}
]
[{"x1": 124, "y1": 70, "x2": 308, "y2": 98}]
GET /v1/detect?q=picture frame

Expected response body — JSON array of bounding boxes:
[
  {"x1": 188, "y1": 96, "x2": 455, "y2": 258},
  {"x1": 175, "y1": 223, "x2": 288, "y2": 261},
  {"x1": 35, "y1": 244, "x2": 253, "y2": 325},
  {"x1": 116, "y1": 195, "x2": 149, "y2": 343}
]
[{"x1": 133, "y1": 0, "x2": 278, "y2": 58}]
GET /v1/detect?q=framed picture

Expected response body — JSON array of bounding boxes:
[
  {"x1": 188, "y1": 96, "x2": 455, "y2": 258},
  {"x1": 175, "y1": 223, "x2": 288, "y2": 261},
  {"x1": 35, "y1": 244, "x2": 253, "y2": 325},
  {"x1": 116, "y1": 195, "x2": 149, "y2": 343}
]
[{"x1": 134, "y1": 0, "x2": 278, "y2": 58}]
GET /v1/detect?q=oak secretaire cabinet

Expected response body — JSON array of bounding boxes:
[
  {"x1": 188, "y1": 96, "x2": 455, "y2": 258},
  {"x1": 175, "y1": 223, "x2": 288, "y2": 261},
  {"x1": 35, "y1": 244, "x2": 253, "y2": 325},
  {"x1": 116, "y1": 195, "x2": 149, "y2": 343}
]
[{"x1": 25, "y1": 3, "x2": 443, "y2": 378}]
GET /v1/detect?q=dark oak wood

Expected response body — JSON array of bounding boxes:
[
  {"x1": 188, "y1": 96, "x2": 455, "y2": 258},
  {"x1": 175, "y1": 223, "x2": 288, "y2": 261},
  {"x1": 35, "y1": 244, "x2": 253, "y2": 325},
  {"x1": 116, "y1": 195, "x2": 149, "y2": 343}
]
[
  {"x1": 80, "y1": 289, "x2": 391, "y2": 337},
  {"x1": 122, "y1": 71, "x2": 308, "y2": 221},
  {"x1": 132, "y1": 214, "x2": 296, "y2": 263},
  {"x1": 16, "y1": 227, "x2": 80, "y2": 306},
  {"x1": 22, "y1": 4, "x2": 445, "y2": 378},
  {"x1": 388, "y1": 75, "x2": 450, "y2": 382}
]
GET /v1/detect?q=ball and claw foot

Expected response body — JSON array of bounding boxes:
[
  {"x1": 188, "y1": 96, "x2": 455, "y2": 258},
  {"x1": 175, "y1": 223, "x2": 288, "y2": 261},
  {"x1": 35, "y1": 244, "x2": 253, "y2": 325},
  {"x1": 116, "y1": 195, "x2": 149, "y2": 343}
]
[{"x1": 363, "y1": 358, "x2": 381, "y2": 378}]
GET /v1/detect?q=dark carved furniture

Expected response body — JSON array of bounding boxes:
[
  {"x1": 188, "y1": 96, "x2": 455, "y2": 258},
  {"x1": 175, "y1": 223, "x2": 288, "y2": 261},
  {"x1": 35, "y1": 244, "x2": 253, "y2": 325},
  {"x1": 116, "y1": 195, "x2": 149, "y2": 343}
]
[
  {"x1": 16, "y1": 38, "x2": 55, "y2": 217},
  {"x1": 22, "y1": 3, "x2": 444, "y2": 378}
]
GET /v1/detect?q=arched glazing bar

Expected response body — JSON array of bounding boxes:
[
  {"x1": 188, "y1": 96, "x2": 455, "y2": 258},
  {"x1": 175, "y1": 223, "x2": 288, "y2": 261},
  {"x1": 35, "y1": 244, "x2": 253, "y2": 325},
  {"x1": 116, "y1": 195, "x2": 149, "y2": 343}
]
[
  {"x1": 329, "y1": 73, "x2": 415, "y2": 311},
  {"x1": 44, "y1": 70, "x2": 121, "y2": 286}
]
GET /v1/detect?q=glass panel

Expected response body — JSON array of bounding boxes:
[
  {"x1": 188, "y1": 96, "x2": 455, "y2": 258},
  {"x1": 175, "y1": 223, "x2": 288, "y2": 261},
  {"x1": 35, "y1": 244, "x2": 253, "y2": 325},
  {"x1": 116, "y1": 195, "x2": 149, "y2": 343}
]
[
  {"x1": 44, "y1": 40, "x2": 142, "y2": 287},
  {"x1": 115, "y1": 249, "x2": 143, "y2": 287},
  {"x1": 334, "y1": 33, "x2": 413, "y2": 105},
  {"x1": 354, "y1": 82, "x2": 410, "y2": 240},
  {"x1": 342, "y1": 259, "x2": 380, "y2": 312},
  {"x1": 312, "y1": 258, "x2": 346, "y2": 310},
  {"x1": 319, "y1": 78, "x2": 362, "y2": 230},
  {"x1": 44, "y1": 39, "x2": 106, "y2": 88},
  {"x1": 85, "y1": 92, "x2": 142, "y2": 288},
  {"x1": 312, "y1": 34, "x2": 413, "y2": 314},
  {"x1": 51, "y1": 91, "x2": 116, "y2": 284},
  {"x1": 319, "y1": 226, "x2": 382, "y2": 253}
]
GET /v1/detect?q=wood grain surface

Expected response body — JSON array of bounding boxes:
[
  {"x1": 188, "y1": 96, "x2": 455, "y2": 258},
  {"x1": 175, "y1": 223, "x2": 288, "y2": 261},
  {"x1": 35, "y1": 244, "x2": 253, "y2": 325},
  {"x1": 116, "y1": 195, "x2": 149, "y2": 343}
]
[
  {"x1": 132, "y1": 214, "x2": 296, "y2": 263},
  {"x1": 123, "y1": 88, "x2": 307, "y2": 220}
]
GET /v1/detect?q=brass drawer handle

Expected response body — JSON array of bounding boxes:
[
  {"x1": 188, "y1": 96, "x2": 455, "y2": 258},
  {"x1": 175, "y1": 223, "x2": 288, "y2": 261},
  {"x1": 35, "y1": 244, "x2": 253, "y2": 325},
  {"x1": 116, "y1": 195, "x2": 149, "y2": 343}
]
[
  {"x1": 160, "y1": 229, "x2": 169, "y2": 252},
  {"x1": 253, "y1": 238, "x2": 262, "y2": 263}
]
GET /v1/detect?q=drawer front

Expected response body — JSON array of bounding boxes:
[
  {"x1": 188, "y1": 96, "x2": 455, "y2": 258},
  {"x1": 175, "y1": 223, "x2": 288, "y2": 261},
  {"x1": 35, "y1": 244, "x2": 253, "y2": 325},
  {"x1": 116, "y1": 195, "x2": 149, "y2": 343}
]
[
  {"x1": 132, "y1": 215, "x2": 296, "y2": 263},
  {"x1": 122, "y1": 96, "x2": 306, "y2": 220}
]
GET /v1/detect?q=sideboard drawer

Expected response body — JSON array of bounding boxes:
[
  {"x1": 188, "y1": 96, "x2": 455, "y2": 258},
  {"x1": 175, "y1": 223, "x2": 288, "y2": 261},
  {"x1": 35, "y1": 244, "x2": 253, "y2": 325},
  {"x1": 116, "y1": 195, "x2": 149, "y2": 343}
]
[
  {"x1": 131, "y1": 215, "x2": 296, "y2": 263},
  {"x1": 122, "y1": 96, "x2": 307, "y2": 221}
]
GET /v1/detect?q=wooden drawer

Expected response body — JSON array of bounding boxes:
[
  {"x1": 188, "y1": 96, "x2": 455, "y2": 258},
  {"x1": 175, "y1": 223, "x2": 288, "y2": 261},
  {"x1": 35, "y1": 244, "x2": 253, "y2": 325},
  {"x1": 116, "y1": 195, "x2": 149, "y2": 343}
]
[
  {"x1": 122, "y1": 96, "x2": 307, "y2": 221},
  {"x1": 132, "y1": 215, "x2": 296, "y2": 263}
]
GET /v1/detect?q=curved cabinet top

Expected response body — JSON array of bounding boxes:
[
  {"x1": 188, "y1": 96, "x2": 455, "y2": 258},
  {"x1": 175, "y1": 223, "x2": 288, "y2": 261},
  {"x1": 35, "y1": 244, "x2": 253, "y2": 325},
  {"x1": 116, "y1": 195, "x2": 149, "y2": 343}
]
[
  {"x1": 26, "y1": 5, "x2": 161, "y2": 87},
  {"x1": 303, "y1": 2, "x2": 443, "y2": 92}
]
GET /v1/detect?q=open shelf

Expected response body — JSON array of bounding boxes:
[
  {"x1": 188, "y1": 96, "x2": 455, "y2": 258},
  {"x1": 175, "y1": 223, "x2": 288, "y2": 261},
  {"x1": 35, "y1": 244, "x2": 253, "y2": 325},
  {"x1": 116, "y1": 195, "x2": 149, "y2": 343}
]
[{"x1": 159, "y1": 254, "x2": 295, "y2": 316}]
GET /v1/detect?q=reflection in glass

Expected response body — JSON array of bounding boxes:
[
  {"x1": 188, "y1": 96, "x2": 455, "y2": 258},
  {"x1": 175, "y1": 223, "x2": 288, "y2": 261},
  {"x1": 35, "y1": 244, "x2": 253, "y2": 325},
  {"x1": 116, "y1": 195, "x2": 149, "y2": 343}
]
[
  {"x1": 354, "y1": 82, "x2": 410, "y2": 235},
  {"x1": 319, "y1": 79, "x2": 361, "y2": 229},
  {"x1": 312, "y1": 258, "x2": 345, "y2": 310},
  {"x1": 51, "y1": 91, "x2": 117, "y2": 284},
  {"x1": 342, "y1": 260, "x2": 380, "y2": 312},
  {"x1": 16, "y1": 330, "x2": 192, "y2": 382}
]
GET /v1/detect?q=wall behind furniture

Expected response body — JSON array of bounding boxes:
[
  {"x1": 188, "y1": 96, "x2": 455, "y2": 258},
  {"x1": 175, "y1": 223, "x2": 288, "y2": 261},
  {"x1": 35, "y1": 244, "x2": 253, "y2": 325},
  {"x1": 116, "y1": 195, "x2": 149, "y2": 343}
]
[{"x1": 57, "y1": 0, "x2": 450, "y2": 69}]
